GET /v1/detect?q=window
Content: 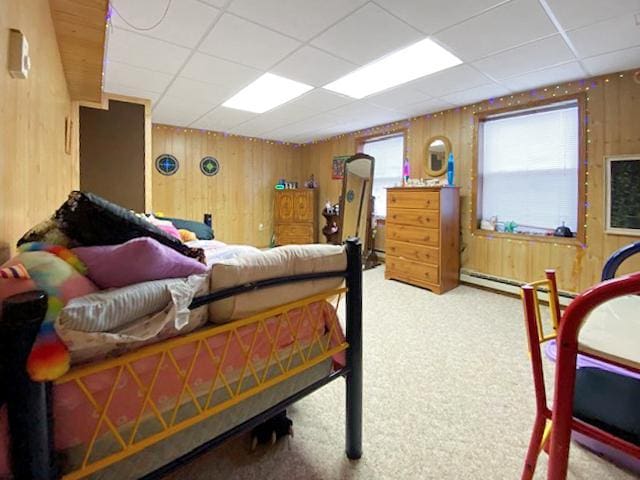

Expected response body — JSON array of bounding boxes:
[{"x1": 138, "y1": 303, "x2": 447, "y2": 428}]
[
  {"x1": 477, "y1": 98, "x2": 583, "y2": 237},
  {"x1": 361, "y1": 134, "x2": 405, "y2": 217}
]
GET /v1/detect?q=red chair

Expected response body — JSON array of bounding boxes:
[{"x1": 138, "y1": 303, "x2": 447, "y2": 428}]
[{"x1": 520, "y1": 270, "x2": 640, "y2": 479}]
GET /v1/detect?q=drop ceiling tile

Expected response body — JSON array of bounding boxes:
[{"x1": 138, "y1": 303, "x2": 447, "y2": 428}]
[
  {"x1": 582, "y1": 46, "x2": 640, "y2": 75},
  {"x1": 395, "y1": 98, "x2": 455, "y2": 117},
  {"x1": 104, "y1": 60, "x2": 174, "y2": 92},
  {"x1": 198, "y1": 0, "x2": 227, "y2": 7},
  {"x1": 227, "y1": 0, "x2": 367, "y2": 41},
  {"x1": 473, "y1": 35, "x2": 575, "y2": 79},
  {"x1": 165, "y1": 77, "x2": 234, "y2": 105},
  {"x1": 311, "y1": 3, "x2": 423, "y2": 65},
  {"x1": 567, "y1": 13, "x2": 640, "y2": 58},
  {"x1": 229, "y1": 123, "x2": 272, "y2": 138},
  {"x1": 329, "y1": 101, "x2": 407, "y2": 126},
  {"x1": 108, "y1": 27, "x2": 191, "y2": 74},
  {"x1": 545, "y1": 0, "x2": 640, "y2": 31},
  {"x1": 367, "y1": 87, "x2": 432, "y2": 110},
  {"x1": 153, "y1": 95, "x2": 215, "y2": 127},
  {"x1": 271, "y1": 46, "x2": 358, "y2": 86},
  {"x1": 103, "y1": 82, "x2": 161, "y2": 104},
  {"x1": 180, "y1": 53, "x2": 261, "y2": 88},
  {"x1": 286, "y1": 89, "x2": 353, "y2": 113},
  {"x1": 433, "y1": 0, "x2": 556, "y2": 61},
  {"x1": 198, "y1": 13, "x2": 301, "y2": 69},
  {"x1": 190, "y1": 107, "x2": 257, "y2": 131},
  {"x1": 231, "y1": 102, "x2": 315, "y2": 134},
  {"x1": 111, "y1": 0, "x2": 219, "y2": 48},
  {"x1": 411, "y1": 64, "x2": 492, "y2": 97},
  {"x1": 375, "y1": 0, "x2": 506, "y2": 34},
  {"x1": 500, "y1": 61, "x2": 586, "y2": 92},
  {"x1": 440, "y1": 83, "x2": 512, "y2": 106}
]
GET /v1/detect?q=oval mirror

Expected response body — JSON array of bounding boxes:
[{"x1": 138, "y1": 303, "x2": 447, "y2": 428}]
[{"x1": 425, "y1": 136, "x2": 451, "y2": 177}]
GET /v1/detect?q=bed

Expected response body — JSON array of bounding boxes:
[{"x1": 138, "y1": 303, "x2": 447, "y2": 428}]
[{"x1": 0, "y1": 200, "x2": 364, "y2": 480}]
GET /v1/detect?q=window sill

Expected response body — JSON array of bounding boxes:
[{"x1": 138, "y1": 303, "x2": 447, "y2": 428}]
[{"x1": 472, "y1": 229, "x2": 584, "y2": 246}]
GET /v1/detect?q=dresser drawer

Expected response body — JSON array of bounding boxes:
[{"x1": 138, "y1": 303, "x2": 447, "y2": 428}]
[
  {"x1": 387, "y1": 208, "x2": 439, "y2": 228},
  {"x1": 386, "y1": 256, "x2": 439, "y2": 284},
  {"x1": 275, "y1": 224, "x2": 313, "y2": 245},
  {"x1": 387, "y1": 190, "x2": 439, "y2": 210},
  {"x1": 386, "y1": 240, "x2": 439, "y2": 266},
  {"x1": 386, "y1": 225, "x2": 439, "y2": 247}
]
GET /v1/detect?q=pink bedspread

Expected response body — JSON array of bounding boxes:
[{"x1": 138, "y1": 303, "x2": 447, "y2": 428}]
[{"x1": 0, "y1": 301, "x2": 344, "y2": 476}]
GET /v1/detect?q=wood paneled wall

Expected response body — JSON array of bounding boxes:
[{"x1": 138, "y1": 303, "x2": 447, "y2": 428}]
[
  {"x1": 0, "y1": 0, "x2": 75, "y2": 262},
  {"x1": 301, "y1": 69, "x2": 640, "y2": 293},
  {"x1": 152, "y1": 125, "x2": 303, "y2": 247}
]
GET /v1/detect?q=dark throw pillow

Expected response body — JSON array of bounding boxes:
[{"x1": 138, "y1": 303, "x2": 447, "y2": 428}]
[
  {"x1": 18, "y1": 191, "x2": 205, "y2": 264},
  {"x1": 156, "y1": 215, "x2": 214, "y2": 240}
]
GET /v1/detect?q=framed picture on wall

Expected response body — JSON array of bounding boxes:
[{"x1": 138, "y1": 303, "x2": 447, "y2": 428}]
[
  {"x1": 605, "y1": 154, "x2": 640, "y2": 236},
  {"x1": 332, "y1": 155, "x2": 349, "y2": 179}
]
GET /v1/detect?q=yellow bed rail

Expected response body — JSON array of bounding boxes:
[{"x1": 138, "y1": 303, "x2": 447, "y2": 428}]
[{"x1": 56, "y1": 287, "x2": 347, "y2": 480}]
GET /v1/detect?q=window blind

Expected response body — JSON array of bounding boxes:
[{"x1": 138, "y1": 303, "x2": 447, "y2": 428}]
[
  {"x1": 363, "y1": 135, "x2": 404, "y2": 217},
  {"x1": 480, "y1": 102, "x2": 579, "y2": 233}
]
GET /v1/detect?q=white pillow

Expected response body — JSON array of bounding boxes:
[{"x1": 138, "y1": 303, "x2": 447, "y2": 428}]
[{"x1": 59, "y1": 278, "x2": 186, "y2": 332}]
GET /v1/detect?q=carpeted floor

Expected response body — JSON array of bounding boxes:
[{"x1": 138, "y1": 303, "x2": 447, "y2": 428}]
[{"x1": 164, "y1": 267, "x2": 637, "y2": 479}]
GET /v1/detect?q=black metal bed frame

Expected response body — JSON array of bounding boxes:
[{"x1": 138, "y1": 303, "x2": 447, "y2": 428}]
[{"x1": 0, "y1": 238, "x2": 363, "y2": 479}]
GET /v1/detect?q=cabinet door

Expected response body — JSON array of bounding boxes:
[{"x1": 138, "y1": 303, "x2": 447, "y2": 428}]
[
  {"x1": 275, "y1": 191, "x2": 294, "y2": 222},
  {"x1": 293, "y1": 191, "x2": 313, "y2": 222}
]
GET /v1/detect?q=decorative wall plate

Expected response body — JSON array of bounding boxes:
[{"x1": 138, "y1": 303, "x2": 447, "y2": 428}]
[
  {"x1": 200, "y1": 156, "x2": 220, "y2": 176},
  {"x1": 346, "y1": 189, "x2": 355, "y2": 203},
  {"x1": 155, "y1": 154, "x2": 179, "y2": 176}
]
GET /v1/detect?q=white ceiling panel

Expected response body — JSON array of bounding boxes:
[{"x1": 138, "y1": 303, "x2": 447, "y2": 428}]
[
  {"x1": 582, "y1": 46, "x2": 640, "y2": 76},
  {"x1": 229, "y1": 102, "x2": 315, "y2": 134},
  {"x1": 473, "y1": 35, "x2": 575, "y2": 79},
  {"x1": 227, "y1": 0, "x2": 367, "y2": 41},
  {"x1": 271, "y1": 46, "x2": 358, "y2": 86},
  {"x1": 108, "y1": 27, "x2": 191, "y2": 74},
  {"x1": 395, "y1": 98, "x2": 456, "y2": 117},
  {"x1": 190, "y1": 106, "x2": 257, "y2": 131},
  {"x1": 367, "y1": 87, "x2": 432, "y2": 109},
  {"x1": 500, "y1": 61, "x2": 586, "y2": 92},
  {"x1": 441, "y1": 83, "x2": 511, "y2": 106},
  {"x1": 286, "y1": 89, "x2": 353, "y2": 113},
  {"x1": 111, "y1": 0, "x2": 219, "y2": 48},
  {"x1": 198, "y1": 14, "x2": 301, "y2": 69},
  {"x1": 434, "y1": 0, "x2": 557, "y2": 61},
  {"x1": 153, "y1": 95, "x2": 216, "y2": 126},
  {"x1": 568, "y1": 13, "x2": 640, "y2": 59},
  {"x1": 544, "y1": 0, "x2": 640, "y2": 31},
  {"x1": 180, "y1": 53, "x2": 261, "y2": 88},
  {"x1": 103, "y1": 83, "x2": 161, "y2": 104},
  {"x1": 164, "y1": 77, "x2": 235, "y2": 105},
  {"x1": 105, "y1": 60, "x2": 174, "y2": 92},
  {"x1": 374, "y1": 0, "x2": 507, "y2": 35},
  {"x1": 330, "y1": 101, "x2": 407, "y2": 126},
  {"x1": 198, "y1": 0, "x2": 227, "y2": 7},
  {"x1": 411, "y1": 64, "x2": 492, "y2": 97},
  {"x1": 311, "y1": 3, "x2": 423, "y2": 65}
]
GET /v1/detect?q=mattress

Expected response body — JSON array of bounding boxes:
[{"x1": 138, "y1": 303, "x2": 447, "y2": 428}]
[{"x1": 0, "y1": 300, "x2": 344, "y2": 479}]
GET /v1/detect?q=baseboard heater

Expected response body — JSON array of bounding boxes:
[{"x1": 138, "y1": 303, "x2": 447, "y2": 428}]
[{"x1": 460, "y1": 269, "x2": 575, "y2": 306}]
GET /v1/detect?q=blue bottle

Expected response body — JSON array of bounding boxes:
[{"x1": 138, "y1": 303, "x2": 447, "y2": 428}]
[{"x1": 447, "y1": 152, "x2": 454, "y2": 186}]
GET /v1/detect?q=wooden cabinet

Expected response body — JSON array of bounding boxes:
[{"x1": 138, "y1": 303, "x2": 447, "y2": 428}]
[
  {"x1": 274, "y1": 189, "x2": 318, "y2": 245},
  {"x1": 385, "y1": 187, "x2": 460, "y2": 294}
]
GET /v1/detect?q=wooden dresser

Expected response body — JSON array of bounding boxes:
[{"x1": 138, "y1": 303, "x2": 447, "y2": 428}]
[
  {"x1": 385, "y1": 187, "x2": 460, "y2": 294},
  {"x1": 274, "y1": 188, "x2": 318, "y2": 245}
]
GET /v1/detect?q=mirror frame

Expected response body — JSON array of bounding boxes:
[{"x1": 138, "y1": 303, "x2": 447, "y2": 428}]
[
  {"x1": 425, "y1": 135, "x2": 452, "y2": 177},
  {"x1": 338, "y1": 153, "x2": 375, "y2": 263}
]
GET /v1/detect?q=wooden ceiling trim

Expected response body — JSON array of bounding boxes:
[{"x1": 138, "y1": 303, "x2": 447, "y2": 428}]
[{"x1": 49, "y1": 0, "x2": 109, "y2": 102}]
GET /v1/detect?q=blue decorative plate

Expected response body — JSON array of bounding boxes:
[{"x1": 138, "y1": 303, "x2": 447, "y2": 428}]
[
  {"x1": 155, "y1": 154, "x2": 179, "y2": 176},
  {"x1": 200, "y1": 156, "x2": 220, "y2": 176},
  {"x1": 346, "y1": 189, "x2": 355, "y2": 203}
]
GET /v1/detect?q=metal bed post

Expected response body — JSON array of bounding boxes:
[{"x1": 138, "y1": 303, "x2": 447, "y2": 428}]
[
  {"x1": 1, "y1": 290, "x2": 56, "y2": 480},
  {"x1": 345, "y1": 237, "x2": 363, "y2": 459}
]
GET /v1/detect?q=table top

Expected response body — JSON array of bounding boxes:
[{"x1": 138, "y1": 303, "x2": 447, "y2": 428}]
[{"x1": 579, "y1": 295, "x2": 640, "y2": 371}]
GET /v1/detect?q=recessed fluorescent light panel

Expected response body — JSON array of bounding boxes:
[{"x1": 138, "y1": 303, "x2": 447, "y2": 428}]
[
  {"x1": 222, "y1": 73, "x2": 313, "y2": 113},
  {"x1": 323, "y1": 38, "x2": 462, "y2": 99}
]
